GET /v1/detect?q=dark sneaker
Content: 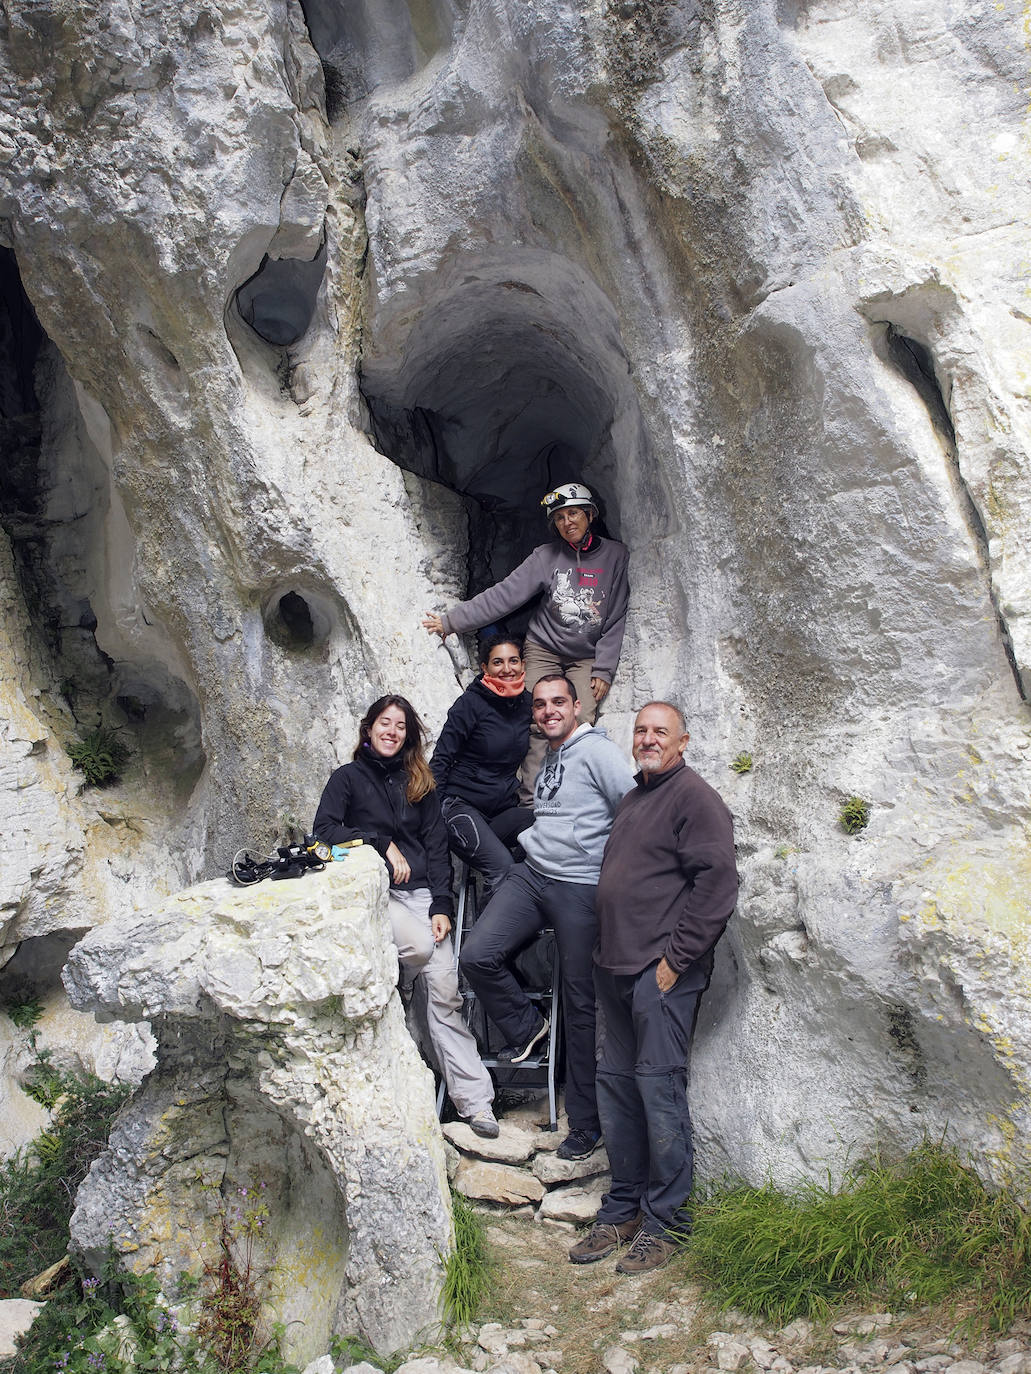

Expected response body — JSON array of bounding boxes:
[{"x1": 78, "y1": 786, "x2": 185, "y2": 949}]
[
  {"x1": 556, "y1": 1127, "x2": 602, "y2": 1161},
  {"x1": 496, "y1": 1016, "x2": 550, "y2": 1064},
  {"x1": 467, "y1": 1108, "x2": 500, "y2": 1139},
  {"x1": 614, "y1": 1229, "x2": 678, "y2": 1274},
  {"x1": 569, "y1": 1214, "x2": 642, "y2": 1264}
]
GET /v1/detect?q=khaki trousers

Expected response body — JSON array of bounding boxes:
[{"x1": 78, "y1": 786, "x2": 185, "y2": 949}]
[{"x1": 387, "y1": 887, "x2": 493, "y2": 1118}]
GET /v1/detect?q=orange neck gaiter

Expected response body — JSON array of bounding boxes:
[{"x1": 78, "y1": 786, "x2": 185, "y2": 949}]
[{"x1": 481, "y1": 671, "x2": 526, "y2": 698}]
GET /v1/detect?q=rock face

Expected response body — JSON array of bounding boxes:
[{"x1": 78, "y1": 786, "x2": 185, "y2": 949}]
[
  {"x1": 64, "y1": 850, "x2": 452, "y2": 1362},
  {"x1": 0, "y1": 0, "x2": 1030, "y2": 1209}
]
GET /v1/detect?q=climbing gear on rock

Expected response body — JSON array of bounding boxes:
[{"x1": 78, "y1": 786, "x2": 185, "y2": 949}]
[
  {"x1": 540, "y1": 483, "x2": 597, "y2": 520},
  {"x1": 228, "y1": 836, "x2": 327, "y2": 886}
]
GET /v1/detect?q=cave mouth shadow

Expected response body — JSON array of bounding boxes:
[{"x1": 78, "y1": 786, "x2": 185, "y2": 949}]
[
  {"x1": 359, "y1": 255, "x2": 661, "y2": 601},
  {"x1": 0, "y1": 245, "x2": 206, "y2": 811}
]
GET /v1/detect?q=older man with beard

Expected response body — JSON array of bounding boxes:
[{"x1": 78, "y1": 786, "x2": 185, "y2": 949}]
[{"x1": 568, "y1": 701, "x2": 739, "y2": 1274}]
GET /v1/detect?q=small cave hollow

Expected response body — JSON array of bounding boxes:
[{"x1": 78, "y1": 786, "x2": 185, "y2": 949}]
[
  {"x1": 263, "y1": 585, "x2": 335, "y2": 653},
  {"x1": 360, "y1": 259, "x2": 660, "y2": 612},
  {"x1": 298, "y1": 0, "x2": 463, "y2": 114},
  {"x1": 234, "y1": 244, "x2": 327, "y2": 347}
]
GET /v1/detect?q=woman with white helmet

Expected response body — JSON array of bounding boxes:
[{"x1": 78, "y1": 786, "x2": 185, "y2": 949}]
[{"x1": 422, "y1": 483, "x2": 630, "y2": 791}]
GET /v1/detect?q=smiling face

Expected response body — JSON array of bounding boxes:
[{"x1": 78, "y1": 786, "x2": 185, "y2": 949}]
[
  {"x1": 633, "y1": 704, "x2": 689, "y2": 778},
  {"x1": 482, "y1": 641, "x2": 523, "y2": 680},
  {"x1": 368, "y1": 704, "x2": 408, "y2": 759},
  {"x1": 532, "y1": 678, "x2": 581, "y2": 748},
  {"x1": 552, "y1": 505, "x2": 591, "y2": 548}
]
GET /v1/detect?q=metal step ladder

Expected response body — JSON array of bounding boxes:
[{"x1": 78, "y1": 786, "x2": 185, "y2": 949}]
[{"x1": 437, "y1": 861, "x2": 561, "y2": 1131}]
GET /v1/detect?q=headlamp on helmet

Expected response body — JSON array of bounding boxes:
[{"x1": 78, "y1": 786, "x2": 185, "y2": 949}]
[{"x1": 540, "y1": 483, "x2": 597, "y2": 521}]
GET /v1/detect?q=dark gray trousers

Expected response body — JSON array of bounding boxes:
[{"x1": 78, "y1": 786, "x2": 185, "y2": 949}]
[
  {"x1": 594, "y1": 961, "x2": 704, "y2": 1236},
  {"x1": 459, "y1": 862, "x2": 601, "y2": 1134}
]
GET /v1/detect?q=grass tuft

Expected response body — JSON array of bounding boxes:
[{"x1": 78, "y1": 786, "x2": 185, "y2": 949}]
[
  {"x1": 729, "y1": 752, "x2": 754, "y2": 774},
  {"x1": 442, "y1": 1190, "x2": 494, "y2": 1331},
  {"x1": 688, "y1": 1144, "x2": 1031, "y2": 1331}
]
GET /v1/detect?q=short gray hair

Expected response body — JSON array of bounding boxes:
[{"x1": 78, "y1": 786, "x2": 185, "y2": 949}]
[{"x1": 635, "y1": 700, "x2": 687, "y2": 732}]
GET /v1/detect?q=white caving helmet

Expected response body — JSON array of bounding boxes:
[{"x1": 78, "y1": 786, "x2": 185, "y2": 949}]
[{"x1": 540, "y1": 482, "x2": 598, "y2": 522}]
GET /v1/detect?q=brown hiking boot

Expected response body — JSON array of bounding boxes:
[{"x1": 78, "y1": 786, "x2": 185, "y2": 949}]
[
  {"x1": 568, "y1": 1214, "x2": 642, "y2": 1265},
  {"x1": 614, "y1": 1228, "x2": 678, "y2": 1274}
]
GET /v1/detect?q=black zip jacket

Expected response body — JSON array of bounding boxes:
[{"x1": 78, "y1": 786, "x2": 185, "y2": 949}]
[
  {"x1": 429, "y1": 677, "x2": 532, "y2": 818},
  {"x1": 312, "y1": 748, "x2": 454, "y2": 918}
]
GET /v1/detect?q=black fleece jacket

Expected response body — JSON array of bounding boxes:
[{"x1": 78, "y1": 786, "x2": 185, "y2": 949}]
[
  {"x1": 312, "y1": 748, "x2": 454, "y2": 918},
  {"x1": 429, "y1": 677, "x2": 532, "y2": 817}
]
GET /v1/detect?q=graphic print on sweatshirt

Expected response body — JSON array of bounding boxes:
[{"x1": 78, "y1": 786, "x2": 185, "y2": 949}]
[
  {"x1": 549, "y1": 568, "x2": 603, "y2": 629},
  {"x1": 535, "y1": 748, "x2": 565, "y2": 810}
]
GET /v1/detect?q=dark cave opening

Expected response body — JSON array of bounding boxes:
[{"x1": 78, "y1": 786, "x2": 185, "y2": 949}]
[
  {"x1": 297, "y1": 0, "x2": 461, "y2": 114},
  {"x1": 359, "y1": 259, "x2": 657, "y2": 617}
]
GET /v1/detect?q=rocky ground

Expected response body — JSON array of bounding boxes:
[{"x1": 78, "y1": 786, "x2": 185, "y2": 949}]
[
  {"x1": 363, "y1": 1208, "x2": 1031, "y2": 1374},
  {"x1": 378, "y1": 1090, "x2": 1031, "y2": 1374}
]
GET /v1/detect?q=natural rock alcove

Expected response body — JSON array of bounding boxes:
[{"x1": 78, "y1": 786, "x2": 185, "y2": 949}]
[{"x1": 360, "y1": 253, "x2": 659, "y2": 592}]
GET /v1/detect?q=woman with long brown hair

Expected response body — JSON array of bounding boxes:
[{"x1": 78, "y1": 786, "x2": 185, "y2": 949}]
[{"x1": 313, "y1": 694, "x2": 498, "y2": 1137}]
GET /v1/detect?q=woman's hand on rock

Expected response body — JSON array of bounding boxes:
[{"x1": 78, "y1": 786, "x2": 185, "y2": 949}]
[
  {"x1": 386, "y1": 842, "x2": 411, "y2": 883},
  {"x1": 422, "y1": 612, "x2": 447, "y2": 638}
]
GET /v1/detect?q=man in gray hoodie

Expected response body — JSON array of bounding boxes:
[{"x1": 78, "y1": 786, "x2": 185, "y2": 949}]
[{"x1": 459, "y1": 674, "x2": 635, "y2": 1160}]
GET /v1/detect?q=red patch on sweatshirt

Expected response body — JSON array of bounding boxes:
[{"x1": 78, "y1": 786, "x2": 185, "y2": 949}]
[{"x1": 579, "y1": 568, "x2": 602, "y2": 587}]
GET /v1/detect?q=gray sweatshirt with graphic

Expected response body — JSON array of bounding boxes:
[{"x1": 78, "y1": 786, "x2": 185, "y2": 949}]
[
  {"x1": 439, "y1": 535, "x2": 630, "y2": 682},
  {"x1": 522, "y1": 723, "x2": 636, "y2": 884}
]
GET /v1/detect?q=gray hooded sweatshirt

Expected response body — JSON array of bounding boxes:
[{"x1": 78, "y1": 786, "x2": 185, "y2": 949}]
[
  {"x1": 522, "y1": 723, "x2": 636, "y2": 884},
  {"x1": 439, "y1": 534, "x2": 630, "y2": 682}
]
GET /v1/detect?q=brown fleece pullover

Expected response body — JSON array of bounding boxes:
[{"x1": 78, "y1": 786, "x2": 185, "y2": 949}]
[{"x1": 595, "y1": 758, "x2": 738, "y2": 976}]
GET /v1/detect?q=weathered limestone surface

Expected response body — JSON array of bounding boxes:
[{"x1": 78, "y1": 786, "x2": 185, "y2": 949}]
[
  {"x1": 0, "y1": 0, "x2": 1029, "y2": 1216},
  {"x1": 64, "y1": 850, "x2": 451, "y2": 1361}
]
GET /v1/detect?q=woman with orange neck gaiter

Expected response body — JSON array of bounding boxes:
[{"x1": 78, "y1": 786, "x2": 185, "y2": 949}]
[{"x1": 430, "y1": 636, "x2": 534, "y2": 898}]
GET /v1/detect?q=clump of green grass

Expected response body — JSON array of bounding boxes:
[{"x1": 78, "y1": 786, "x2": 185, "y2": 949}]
[
  {"x1": 442, "y1": 1189, "x2": 494, "y2": 1331},
  {"x1": 66, "y1": 727, "x2": 129, "y2": 787},
  {"x1": 729, "y1": 751, "x2": 753, "y2": 774},
  {"x1": 838, "y1": 795, "x2": 871, "y2": 834},
  {"x1": 688, "y1": 1144, "x2": 1031, "y2": 1331},
  {"x1": 0, "y1": 1055, "x2": 131, "y2": 1293}
]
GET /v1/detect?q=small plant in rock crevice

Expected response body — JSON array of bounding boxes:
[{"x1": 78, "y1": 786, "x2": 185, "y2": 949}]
[
  {"x1": 65, "y1": 727, "x2": 129, "y2": 787},
  {"x1": 729, "y1": 751, "x2": 753, "y2": 774},
  {"x1": 330, "y1": 1334, "x2": 405, "y2": 1373},
  {"x1": 838, "y1": 795, "x2": 871, "y2": 834},
  {"x1": 195, "y1": 1182, "x2": 279, "y2": 1372},
  {"x1": 2, "y1": 997, "x2": 43, "y2": 1031}
]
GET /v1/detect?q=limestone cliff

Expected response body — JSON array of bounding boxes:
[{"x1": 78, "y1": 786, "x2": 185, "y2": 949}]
[{"x1": 0, "y1": 0, "x2": 1029, "y2": 1197}]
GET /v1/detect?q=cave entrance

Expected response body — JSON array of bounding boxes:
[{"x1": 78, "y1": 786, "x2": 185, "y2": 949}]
[{"x1": 360, "y1": 256, "x2": 655, "y2": 612}]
